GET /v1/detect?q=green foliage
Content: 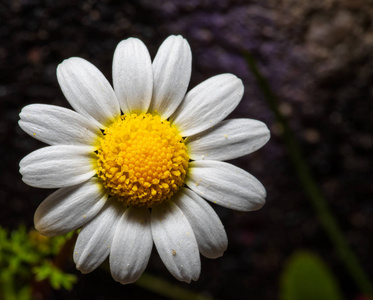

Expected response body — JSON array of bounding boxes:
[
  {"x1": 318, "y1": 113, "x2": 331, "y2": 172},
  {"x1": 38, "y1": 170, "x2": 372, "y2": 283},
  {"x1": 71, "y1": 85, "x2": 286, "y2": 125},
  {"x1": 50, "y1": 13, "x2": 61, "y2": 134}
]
[
  {"x1": 33, "y1": 261, "x2": 77, "y2": 290},
  {"x1": 0, "y1": 225, "x2": 77, "y2": 300},
  {"x1": 280, "y1": 251, "x2": 344, "y2": 300}
]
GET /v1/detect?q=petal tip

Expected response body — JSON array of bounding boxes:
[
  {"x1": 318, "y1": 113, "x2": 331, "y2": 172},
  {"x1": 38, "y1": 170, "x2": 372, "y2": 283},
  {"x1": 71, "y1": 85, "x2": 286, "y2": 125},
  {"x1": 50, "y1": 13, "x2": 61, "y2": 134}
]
[
  {"x1": 252, "y1": 196, "x2": 266, "y2": 211},
  {"x1": 75, "y1": 262, "x2": 91, "y2": 275},
  {"x1": 33, "y1": 223, "x2": 54, "y2": 237}
]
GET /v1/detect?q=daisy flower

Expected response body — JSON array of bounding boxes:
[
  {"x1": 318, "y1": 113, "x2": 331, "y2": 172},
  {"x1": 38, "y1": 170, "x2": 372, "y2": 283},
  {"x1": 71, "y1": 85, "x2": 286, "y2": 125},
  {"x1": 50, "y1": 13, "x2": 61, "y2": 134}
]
[{"x1": 19, "y1": 35, "x2": 270, "y2": 284}]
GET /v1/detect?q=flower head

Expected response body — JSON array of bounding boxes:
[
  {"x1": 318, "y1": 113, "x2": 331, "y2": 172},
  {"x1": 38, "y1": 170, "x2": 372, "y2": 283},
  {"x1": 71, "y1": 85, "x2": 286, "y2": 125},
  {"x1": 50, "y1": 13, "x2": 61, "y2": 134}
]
[{"x1": 19, "y1": 35, "x2": 270, "y2": 284}]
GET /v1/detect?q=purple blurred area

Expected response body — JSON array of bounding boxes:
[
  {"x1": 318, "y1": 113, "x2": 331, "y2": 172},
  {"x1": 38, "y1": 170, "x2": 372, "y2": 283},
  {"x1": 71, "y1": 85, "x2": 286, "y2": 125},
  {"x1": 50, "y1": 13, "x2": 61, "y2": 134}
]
[{"x1": 1, "y1": 0, "x2": 373, "y2": 299}]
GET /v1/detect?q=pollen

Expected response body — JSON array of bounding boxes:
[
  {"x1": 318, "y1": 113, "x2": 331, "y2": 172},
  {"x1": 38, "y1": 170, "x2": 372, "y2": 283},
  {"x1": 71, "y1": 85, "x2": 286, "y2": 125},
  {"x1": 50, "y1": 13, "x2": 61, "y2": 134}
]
[{"x1": 96, "y1": 113, "x2": 189, "y2": 207}]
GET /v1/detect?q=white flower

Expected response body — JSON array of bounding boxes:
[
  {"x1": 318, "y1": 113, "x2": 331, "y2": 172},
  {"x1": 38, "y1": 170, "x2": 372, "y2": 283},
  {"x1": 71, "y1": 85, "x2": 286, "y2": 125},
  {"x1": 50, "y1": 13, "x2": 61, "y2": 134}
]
[{"x1": 19, "y1": 35, "x2": 270, "y2": 284}]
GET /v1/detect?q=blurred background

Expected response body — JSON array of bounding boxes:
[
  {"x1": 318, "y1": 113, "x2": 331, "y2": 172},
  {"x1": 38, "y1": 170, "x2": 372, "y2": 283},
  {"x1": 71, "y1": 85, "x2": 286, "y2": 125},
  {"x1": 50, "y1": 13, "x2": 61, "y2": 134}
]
[{"x1": 1, "y1": 0, "x2": 373, "y2": 299}]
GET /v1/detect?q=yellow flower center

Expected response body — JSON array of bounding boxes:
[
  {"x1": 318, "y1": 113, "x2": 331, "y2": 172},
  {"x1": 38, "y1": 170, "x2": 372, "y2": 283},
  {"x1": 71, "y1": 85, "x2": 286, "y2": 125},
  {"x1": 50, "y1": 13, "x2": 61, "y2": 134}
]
[{"x1": 96, "y1": 113, "x2": 189, "y2": 207}]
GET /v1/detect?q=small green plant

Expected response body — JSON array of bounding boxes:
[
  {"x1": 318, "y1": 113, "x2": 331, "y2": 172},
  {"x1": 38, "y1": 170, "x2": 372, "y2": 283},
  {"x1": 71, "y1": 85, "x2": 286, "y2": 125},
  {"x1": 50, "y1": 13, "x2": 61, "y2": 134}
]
[{"x1": 0, "y1": 225, "x2": 77, "y2": 300}]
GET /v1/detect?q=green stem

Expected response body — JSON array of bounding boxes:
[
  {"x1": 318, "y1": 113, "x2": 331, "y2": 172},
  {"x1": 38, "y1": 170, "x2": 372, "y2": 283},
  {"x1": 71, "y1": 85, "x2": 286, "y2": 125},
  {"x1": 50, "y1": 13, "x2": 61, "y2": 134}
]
[
  {"x1": 136, "y1": 273, "x2": 213, "y2": 300},
  {"x1": 244, "y1": 51, "x2": 373, "y2": 296}
]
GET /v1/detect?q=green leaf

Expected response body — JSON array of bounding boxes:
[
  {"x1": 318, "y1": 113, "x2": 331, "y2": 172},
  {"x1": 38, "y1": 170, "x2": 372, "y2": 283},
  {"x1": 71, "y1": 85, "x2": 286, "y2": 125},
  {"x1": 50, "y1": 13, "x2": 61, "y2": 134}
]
[{"x1": 281, "y1": 251, "x2": 344, "y2": 300}]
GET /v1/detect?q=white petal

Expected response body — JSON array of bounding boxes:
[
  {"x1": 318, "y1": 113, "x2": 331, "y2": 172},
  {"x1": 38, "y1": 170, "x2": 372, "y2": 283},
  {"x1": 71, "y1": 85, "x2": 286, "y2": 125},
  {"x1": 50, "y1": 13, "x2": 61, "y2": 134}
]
[
  {"x1": 151, "y1": 201, "x2": 200, "y2": 283},
  {"x1": 186, "y1": 160, "x2": 266, "y2": 211},
  {"x1": 57, "y1": 57, "x2": 120, "y2": 128},
  {"x1": 171, "y1": 74, "x2": 244, "y2": 136},
  {"x1": 74, "y1": 199, "x2": 123, "y2": 274},
  {"x1": 19, "y1": 104, "x2": 102, "y2": 146},
  {"x1": 34, "y1": 177, "x2": 108, "y2": 236},
  {"x1": 113, "y1": 38, "x2": 153, "y2": 114},
  {"x1": 19, "y1": 145, "x2": 96, "y2": 188},
  {"x1": 110, "y1": 207, "x2": 152, "y2": 284},
  {"x1": 187, "y1": 118, "x2": 270, "y2": 161},
  {"x1": 174, "y1": 188, "x2": 228, "y2": 259},
  {"x1": 149, "y1": 35, "x2": 192, "y2": 119}
]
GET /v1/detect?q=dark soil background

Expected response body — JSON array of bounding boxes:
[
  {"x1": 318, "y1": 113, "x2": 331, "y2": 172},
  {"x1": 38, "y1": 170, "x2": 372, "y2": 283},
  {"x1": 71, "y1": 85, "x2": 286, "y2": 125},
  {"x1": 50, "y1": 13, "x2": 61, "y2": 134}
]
[{"x1": 1, "y1": 0, "x2": 373, "y2": 299}]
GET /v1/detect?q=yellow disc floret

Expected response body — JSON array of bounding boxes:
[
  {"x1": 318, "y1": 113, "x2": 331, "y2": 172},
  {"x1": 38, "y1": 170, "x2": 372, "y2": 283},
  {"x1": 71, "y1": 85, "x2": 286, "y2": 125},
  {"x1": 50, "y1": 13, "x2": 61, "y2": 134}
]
[{"x1": 96, "y1": 113, "x2": 189, "y2": 207}]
